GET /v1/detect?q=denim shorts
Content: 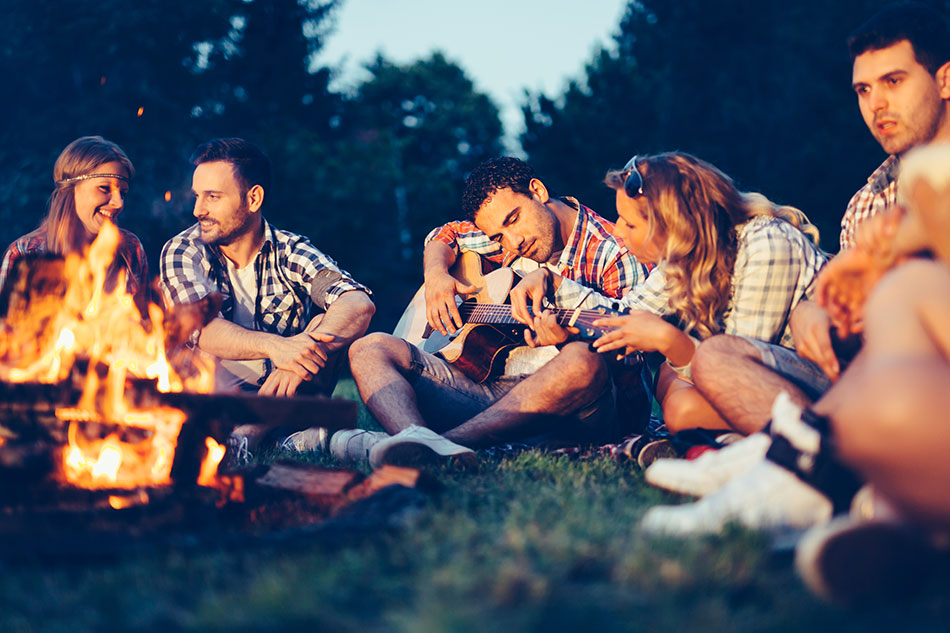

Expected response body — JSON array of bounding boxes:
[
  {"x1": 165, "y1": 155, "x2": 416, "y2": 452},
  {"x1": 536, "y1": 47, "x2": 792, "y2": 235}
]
[
  {"x1": 404, "y1": 341, "x2": 619, "y2": 445},
  {"x1": 742, "y1": 337, "x2": 833, "y2": 400}
]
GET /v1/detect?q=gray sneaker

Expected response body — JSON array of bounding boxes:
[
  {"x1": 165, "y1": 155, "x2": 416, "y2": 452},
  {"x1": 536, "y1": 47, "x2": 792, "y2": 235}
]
[
  {"x1": 279, "y1": 427, "x2": 329, "y2": 453},
  {"x1": 329, "y1": 429, "x2": 389, "y2": 463},
  {"x1": 368, "y1": 425, "x2": 477, "y2": 470}
]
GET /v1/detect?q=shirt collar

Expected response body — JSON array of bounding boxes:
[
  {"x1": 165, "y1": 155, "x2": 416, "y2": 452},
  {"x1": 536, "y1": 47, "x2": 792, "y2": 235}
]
[
  {"x1": 868, "y1": 155, "x2": 900, "y2": 194},
  {"x1": 555, "y1": 197, "x2": 584, "y2": 271}
]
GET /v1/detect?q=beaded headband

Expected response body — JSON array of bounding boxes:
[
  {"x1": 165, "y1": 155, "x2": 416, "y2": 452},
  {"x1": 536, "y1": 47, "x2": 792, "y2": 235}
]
[{"x1": 56, "y1": 172, "x2": 130, "y2": 185}]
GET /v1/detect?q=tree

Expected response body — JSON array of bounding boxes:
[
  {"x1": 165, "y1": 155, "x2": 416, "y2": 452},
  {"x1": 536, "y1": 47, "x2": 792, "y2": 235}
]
[{"x1": 520, "y1": 0, "x2": 926, "y2": 248}]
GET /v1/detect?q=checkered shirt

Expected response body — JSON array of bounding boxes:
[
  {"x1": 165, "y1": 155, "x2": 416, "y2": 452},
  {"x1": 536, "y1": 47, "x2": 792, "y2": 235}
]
[
  {"x1": 160, "y1": 220, "x2": 369, "y2": 337},
  {"x1": 840, "y1": 156, "x2": 899, "y2": 251},
  {"x1": 424, "y1": 197, "x2": 645, "y2": 307},
  {"x1": 565, "y1": 216, "x2": 828, "y2": 347},
  {"x1": 0, "y1": 226, "x2": 149, "y2": 297}
]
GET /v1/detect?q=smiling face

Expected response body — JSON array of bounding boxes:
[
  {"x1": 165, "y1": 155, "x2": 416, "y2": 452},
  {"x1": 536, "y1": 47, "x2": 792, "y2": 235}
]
[
  {"x1": 852, "y1": 40, "x2": 950, "y2": 156},
  {"x1": 613, "y1": 189, "x2": 665, "y2": 266},
  {"x1": 191, "y1": 160, "x2": 260, "y2": 246},
  {"x1": 72, "y1": 161, "x2": 130, "y2": 238},
  {"x1": 472, "y1": 181, "x2": 560, "y2": 263}
]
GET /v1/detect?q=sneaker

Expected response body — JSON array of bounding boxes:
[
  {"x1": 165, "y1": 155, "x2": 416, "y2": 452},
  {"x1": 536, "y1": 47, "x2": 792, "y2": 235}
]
[
  {"x1": 795, "y1": 515, "x2": 935, "y2": 604},
  {"x1": 329, "y1": 429, "x2": 389, "y2": 463},
  {"x1": 220, "y1": 434, "x2": 253, "y2": 472},
  {"x1": 636, "y1": 439, "x2": 678, "y2": 469},
  {"x1": 639, "y1": 459, "x2": 832, "y2": 536},
  {"x1": 278, "y1": 427, "x2": 329, "y2": 453},
  {"x1": 644, "y1": 432, "x2": 771, "y2": 497},
  {"x1": 368, "y1": 425, "x2": 477, "y2": 470}
]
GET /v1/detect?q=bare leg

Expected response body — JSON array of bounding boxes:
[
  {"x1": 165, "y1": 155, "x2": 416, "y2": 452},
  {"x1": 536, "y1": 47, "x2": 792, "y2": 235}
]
[
  {"x1": 692, "y1": 335, "x2": 813, "y2": 434},
  {"x1": 443, "y1": 342, "x2": 609, "y2": 447},
  {"x1": 657, "y1": 364, "x2": 731, "y2": 433},
  {"x1": 348, "y1": 332, "x2": 428, "y2": 435},
  {"x1": 814, "y1": 261, "x2": 950, "y2": 527}
]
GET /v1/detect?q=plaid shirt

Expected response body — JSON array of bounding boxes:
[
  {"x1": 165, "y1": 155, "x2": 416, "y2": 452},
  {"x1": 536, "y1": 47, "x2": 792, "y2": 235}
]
[
  {"x1": 840, "y1": 156, "x2": 899, "y2": 251},
  {"x1": 565, "y1": 216, "x2": 827, "y2": 348},
  {"x1": 424, "y1": 197, "x2": 645, "y2": 307},
  {"x1": 0, "y1": 226, "x2": 148, "y2": 297},
  {"x1": 160, "y1": 220, "x2": 369, "y2": 337}
]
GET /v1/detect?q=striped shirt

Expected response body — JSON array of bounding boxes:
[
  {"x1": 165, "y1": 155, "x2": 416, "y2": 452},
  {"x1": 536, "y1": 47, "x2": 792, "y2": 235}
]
[
  {"x1": 160, "y1": 220, "x2": 369, "y2": 337},
  {"x1": 563, "y1": 216, "x2": 828, "y2": 348},
  {"x1": 840, "y1": 156, "x2": 899, "y2": 251},
  {"x1": 424, "y1": 197, "x2": 645, "y2": 308}
]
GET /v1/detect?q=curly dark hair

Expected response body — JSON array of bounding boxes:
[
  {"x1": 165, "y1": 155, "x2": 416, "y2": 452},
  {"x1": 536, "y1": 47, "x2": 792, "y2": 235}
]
[
  {"x1": 848, "y1": 2, "x2": 950, "y2": 75},
  {"x1": 461, "y1": 157, "x2": 549, "y2": 221}
]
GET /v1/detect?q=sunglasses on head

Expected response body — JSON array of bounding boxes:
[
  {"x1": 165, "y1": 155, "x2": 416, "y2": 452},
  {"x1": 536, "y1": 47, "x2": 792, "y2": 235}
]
[{"x1": 622, "y1": 155, "x2": 644, "y2": 197}]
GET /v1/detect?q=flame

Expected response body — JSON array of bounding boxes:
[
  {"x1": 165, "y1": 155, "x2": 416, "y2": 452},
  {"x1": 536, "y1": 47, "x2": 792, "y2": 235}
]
[
  {"x1": 164, "y1": 190, "x2": 172, "y2": 202},
  {"x1": 136, "y1": 107, "x2": 144, "y2": 117},
  {"x1": 0, "y1": 220, "x2": 217, "y2": 495},
  {"x1": 197, "y1": 437, "x2": 226, "y2": 487},
  {"x1": 108, "y1": 490, "x2": 149, "y2": 509}
]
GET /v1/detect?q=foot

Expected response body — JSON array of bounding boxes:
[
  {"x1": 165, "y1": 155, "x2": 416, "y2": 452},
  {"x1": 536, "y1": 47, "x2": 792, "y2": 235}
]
[
  {"x1": 368, "y1": 425, "x2": 477, "y2": 470},
  {"x1": 278, "y1": 427, "x2": 329, "y2": 453},
  {"x1": 795, "y1": 514, "x2": 936, "y2": 604},
  {"x1": 644, "y1": 433, "x2": 771, "y2": 497},
  {"x1": 640, "y1": 459, "x2": 832, "y2": 536},
  {"x1": 329, "y1": 429, "x2": 389, "y2": 463}
]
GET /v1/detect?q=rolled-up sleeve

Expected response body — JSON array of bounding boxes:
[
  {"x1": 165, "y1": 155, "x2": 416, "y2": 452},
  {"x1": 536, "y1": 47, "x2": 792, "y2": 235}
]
[{"x1": 285, "y1": 237, "x2": 370, "y2": 311}]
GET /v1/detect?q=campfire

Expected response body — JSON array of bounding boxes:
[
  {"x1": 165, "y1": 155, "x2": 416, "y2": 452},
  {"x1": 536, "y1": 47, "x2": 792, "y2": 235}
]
[
  {"x1": 0, "y1": 221, "x2": 224, "y2": 497},
  {"x1": 0, "y1": 221, "x2": 424, "y2": 558}
]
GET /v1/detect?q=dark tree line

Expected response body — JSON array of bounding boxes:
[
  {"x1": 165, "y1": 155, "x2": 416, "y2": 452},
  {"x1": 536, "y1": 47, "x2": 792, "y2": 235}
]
[{"x1": 2, "y1": 0, "x2": 949, "y2": 330}]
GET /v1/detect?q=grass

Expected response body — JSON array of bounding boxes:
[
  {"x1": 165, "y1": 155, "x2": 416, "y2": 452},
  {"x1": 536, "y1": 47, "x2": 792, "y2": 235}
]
[{"x1": 1, "y1": 379, "x2": 948, "y2": 632}]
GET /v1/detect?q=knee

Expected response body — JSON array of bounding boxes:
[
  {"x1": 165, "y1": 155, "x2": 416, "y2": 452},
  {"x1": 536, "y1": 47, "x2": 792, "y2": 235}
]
[
  {"x1": 557, "y1": 342, "x2": 609, "y2": 393},
  {"x1": 661, "y1": 387, "x2": 706, "y2": 434},
  {"x1": 348, "y1": 332, "x2": 408, "y2": 373},
  {"x1": 692, "y1": 335, "x2": 758, "y2": 385}
]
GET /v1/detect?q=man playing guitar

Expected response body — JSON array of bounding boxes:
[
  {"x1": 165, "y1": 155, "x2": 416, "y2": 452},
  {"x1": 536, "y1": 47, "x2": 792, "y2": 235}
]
[{"x1": 344, "y1": 157, "x2": 646, "y2": 467}]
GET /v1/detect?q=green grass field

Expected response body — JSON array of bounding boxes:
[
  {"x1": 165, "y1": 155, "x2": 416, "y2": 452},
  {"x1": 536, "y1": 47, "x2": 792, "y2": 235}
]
[{"x1": 2, "y1": 380, "x2": 948, "y2": 632}]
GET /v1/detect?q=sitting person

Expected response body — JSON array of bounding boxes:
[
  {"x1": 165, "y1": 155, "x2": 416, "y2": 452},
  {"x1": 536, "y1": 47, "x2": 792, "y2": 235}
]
[
  {"x1": 340, "y1": 157, "x2": 646, "y2": 467},
  {"x1": 0, "y1": 135, "x2": 148, "y2": 301},
  {"x1": 689, "y1": 1, "x2": 950, "y2": 435},
  {"x1": 160, "y1": 138, "x2": 374, "y2": 401},
  {"x1": 518, "y1": 152, "x2": 825, "y2": 435},
  {"x1": 638, "y1": 142, "x2": 950, "y2": 576}
]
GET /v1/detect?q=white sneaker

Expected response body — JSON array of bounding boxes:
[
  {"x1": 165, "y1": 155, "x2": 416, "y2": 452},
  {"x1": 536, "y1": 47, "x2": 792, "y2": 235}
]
[
  {"x1": 279, "y1": 427, "x2": 329, "y2": 453},
  {"x1": 639, "y1": 459, "x2": 832, "y2": 536},
  {"x1": 644, "y1": 433, "x2": 771, "y2": 497},
  {"x1": 368, "y1": 425, "x2": 477, "y2": 469},
  {"x1": 329, "y1": 429, "x2": 389, "y2": 463}
]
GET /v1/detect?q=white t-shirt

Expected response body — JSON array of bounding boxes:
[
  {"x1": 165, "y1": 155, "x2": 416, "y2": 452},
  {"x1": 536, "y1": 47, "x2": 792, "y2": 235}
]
[{"x1": 220, "y1": 254, "x2": 268, "y2": 386}]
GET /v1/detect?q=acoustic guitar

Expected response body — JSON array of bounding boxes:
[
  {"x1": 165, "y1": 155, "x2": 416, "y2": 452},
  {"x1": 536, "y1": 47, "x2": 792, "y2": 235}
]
[{"x1": 392, "y1": 252, "x2": 618, "y2": 382}]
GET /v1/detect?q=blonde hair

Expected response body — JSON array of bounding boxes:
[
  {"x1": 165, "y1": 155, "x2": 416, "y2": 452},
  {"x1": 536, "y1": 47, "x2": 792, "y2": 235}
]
[
  {"x1": 43, "y1": 136, "x2": 134, "y2": 255},
  {"x1": 606, "y1": 152, "x2": 819, "y2": 339}
]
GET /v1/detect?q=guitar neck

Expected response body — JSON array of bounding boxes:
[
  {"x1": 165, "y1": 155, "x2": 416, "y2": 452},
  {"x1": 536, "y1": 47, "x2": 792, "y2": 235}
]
[{"x1": 457, "y1": 302, "x2": 615, "y2": 340}]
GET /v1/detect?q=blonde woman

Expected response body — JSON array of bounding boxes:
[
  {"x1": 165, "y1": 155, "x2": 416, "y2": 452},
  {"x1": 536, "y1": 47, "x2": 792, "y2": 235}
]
[
  {"x1": 0, "y1": 136, "x2": 148, "y2": 299},
  {"x1": 516, "y1": 152, "x2": 826, "y2": 433}
]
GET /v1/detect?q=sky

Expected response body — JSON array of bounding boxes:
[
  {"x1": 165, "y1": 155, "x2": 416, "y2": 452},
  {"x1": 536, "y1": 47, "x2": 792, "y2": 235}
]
[{"x1": 316, "y1": 0, "x2": 630, "y2": 151}]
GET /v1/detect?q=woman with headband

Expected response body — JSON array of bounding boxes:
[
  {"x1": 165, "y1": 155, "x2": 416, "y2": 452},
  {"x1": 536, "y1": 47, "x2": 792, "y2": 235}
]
[{"x1": 0, "y1": 136, "x2": 148, "y2": 299}]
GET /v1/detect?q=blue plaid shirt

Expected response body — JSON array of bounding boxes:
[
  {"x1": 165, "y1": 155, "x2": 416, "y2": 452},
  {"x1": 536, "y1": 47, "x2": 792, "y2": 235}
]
[{"x1": 160, "y1": 220, "x2": 370, "y2": 337}]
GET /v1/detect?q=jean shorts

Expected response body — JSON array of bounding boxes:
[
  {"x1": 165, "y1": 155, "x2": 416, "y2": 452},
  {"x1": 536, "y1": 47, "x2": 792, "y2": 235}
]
[
  {"x1": 403, "y1": 341, "x2": 618, "y2": 445},
  {"x1": 743, "y1": 337, "x2": 833, "y2": 400}
]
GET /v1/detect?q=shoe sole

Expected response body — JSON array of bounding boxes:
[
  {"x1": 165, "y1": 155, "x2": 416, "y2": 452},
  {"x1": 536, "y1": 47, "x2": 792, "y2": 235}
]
[
  {"x1": 637, "y1": 440, "x2": 677, "y2": 469},
  {"x1": 376, "y1": 443, "x2": 478, "y2": 470},
  {"x1": 795, "y1": 517, "x2": 934, "y2": 604}
]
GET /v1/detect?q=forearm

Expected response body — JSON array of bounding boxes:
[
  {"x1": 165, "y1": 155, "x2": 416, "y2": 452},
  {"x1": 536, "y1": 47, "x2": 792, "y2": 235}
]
[
  {"x1": 198, "y1": 318, "x2": 280, "y2": 360},
  {"x1": 661, "y1": 326, "x2": 697, "y2": 368},
  {"x1": 423, "y1": 240, "x2": 457, "y2": 280},
  {"x1": 306, "y1": 291, "x2": 375, "y2": 353}
]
